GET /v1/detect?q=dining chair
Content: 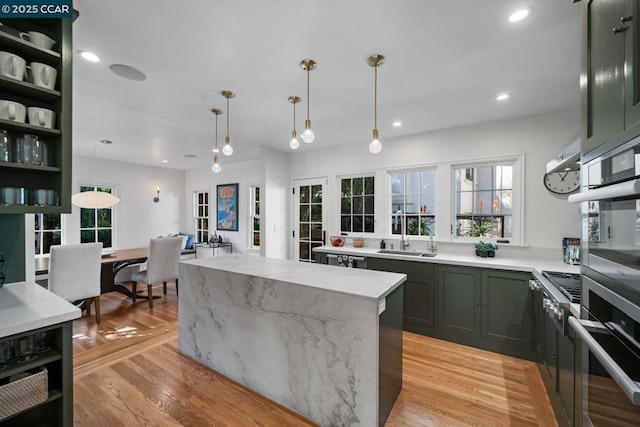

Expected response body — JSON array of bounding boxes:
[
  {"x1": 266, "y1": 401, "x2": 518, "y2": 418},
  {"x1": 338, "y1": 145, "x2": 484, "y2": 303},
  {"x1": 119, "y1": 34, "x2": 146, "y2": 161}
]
[
  {"x1": 131, "y1": 236, "x2": 183, "y2": 308},
  {"x1": 48, "y1": 242, "x2": 104, "y2": 323}
]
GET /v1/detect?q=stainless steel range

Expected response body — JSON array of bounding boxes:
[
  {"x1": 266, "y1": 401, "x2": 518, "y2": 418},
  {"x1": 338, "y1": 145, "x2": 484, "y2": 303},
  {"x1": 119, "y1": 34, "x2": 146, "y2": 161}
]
[{"x1": 530, "y1": 270, "x2": 580, "y2": 335}]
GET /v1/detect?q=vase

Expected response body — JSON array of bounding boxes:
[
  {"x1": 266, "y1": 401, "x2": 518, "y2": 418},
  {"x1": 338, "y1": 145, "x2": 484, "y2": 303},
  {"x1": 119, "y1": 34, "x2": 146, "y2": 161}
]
[
  {"x1": 488, "y1": 250, "x2": 495, "y2": 258},
  {"x1": 477, "y1": 251, "x2": 488, "y2": 258}
]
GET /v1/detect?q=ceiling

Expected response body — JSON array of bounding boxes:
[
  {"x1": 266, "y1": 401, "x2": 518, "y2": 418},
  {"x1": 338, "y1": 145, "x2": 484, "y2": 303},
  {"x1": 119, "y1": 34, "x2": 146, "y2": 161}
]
[{"x1": 72, "y1": 0, "x2": 581, "y2": 170}]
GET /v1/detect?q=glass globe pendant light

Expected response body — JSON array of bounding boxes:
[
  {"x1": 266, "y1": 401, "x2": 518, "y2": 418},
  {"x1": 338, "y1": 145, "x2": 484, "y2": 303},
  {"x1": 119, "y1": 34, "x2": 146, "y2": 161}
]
[
  {"x1": 221, "y1": 90, "x2": 235, "y2": 156},
  {"x1": 288, "y1": 96, "x2": 301, "y2": 149},
  {"x1": 367, "y1": 54, "x2": 385, "y2": 154},
  {"x1": 299, "y1": 59, "x2": 316, "y2": 143},
  {"x1": 211, "y1": 108, "x2": 223, "y2": 173}
]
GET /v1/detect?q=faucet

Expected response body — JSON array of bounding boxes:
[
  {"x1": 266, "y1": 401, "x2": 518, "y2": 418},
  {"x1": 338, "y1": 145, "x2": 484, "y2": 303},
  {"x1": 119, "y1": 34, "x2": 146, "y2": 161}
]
[
  {"x1": 394, "y1": 208, "x2": 409, "y2": 249},
  {"x1": 428, "y1": 234, "x2": 437, "y2": 253}
]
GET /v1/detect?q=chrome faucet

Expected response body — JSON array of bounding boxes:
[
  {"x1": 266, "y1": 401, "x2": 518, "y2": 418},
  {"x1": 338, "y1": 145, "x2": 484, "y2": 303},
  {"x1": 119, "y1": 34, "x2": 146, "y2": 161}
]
[
  {"x1": 428, "y1": 234, "x2": 437, "y2": 253},
  {"x1": 394, "y1": 208, "x2": 409, "y2": 249}
]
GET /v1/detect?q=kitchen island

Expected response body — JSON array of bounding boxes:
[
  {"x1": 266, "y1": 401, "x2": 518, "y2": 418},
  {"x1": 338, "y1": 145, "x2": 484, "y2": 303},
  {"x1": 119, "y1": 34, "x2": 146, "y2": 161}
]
[{"x1": 178, "y1": 254, "x2": 406, "y2": 427}]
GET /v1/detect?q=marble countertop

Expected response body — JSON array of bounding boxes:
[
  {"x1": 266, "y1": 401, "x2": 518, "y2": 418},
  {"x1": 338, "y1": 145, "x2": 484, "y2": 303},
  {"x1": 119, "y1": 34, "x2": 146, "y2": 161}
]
[
  {"x1": 0, "y1": 281, "x2": 81, "y2": 339},
  {"x1": 314, "y1": 245, "x2": 580, "y2": 274},
  {"x1": 181, "y1": 254, "x2": 406, "y2": 300}
]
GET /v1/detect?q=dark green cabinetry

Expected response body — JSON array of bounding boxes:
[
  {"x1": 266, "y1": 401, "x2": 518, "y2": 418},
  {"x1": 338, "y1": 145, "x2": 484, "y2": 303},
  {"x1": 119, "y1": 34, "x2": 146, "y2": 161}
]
[
  {"x1": 368, "y1": 258, "x2": 435, "y2": 333},
  {"x1": 0, "y1": 322, "x2": 73, "y2": 427},
  {"x1": 0, "y1": 18, "x2": 72, "y2": 214},
  {"x1": 582, "y1": 0, "x2": 640, "y2": 161},
  {"x1": 436, "y1": 266, "x2": 481, "y2": 340}
]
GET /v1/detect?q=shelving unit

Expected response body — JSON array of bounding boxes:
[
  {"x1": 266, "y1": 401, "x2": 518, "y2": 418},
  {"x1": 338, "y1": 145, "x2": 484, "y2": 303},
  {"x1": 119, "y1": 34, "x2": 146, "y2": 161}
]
[
  {"x1": 0, "y1": 322, "x2": 73, "y2": 427},
  {"x1": 0, "y1": 17, "x2": 72, "y2": 214}
]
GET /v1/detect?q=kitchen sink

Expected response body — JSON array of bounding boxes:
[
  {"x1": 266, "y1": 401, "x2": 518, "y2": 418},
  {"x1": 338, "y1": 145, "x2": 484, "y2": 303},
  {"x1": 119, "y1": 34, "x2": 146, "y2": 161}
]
[
  {"x1": 420, "y1": 252, "x2": 437, "y2": 257},
  {"x1": 377, "y1": 249, "x2": 426, "y2": 257}
]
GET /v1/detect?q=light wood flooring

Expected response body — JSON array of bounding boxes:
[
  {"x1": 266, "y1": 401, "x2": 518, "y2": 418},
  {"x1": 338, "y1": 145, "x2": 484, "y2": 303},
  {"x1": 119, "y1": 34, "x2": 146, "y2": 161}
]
[{"x1": 73, "y1": 284, "x2": 557, "y2": 426}]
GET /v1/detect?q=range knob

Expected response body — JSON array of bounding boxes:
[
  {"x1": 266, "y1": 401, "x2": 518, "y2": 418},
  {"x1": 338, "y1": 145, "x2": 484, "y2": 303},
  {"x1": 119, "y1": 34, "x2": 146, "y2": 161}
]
[
  {"x1": 554, "y1": 309, "x2": 564, "y2": 321},
  {"x1": 529, "y1": 280, "x2": 540, "y2": 291}
]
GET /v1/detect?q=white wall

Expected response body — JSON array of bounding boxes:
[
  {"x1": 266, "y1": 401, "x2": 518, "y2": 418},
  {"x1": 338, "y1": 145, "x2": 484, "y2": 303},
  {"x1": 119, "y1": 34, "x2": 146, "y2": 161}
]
[
  {"x1": 261, "y1": 147, "x2": 290, "y2": 259},
  {"x1": 288, "y1": 109, "x2": 581, "y2": 251},
  {"x1": 70, "y1": 156, "x2": 185, "y2": 249},
  {"x1": 184, "y1": 158, "x2": 261, "y2": 254}
]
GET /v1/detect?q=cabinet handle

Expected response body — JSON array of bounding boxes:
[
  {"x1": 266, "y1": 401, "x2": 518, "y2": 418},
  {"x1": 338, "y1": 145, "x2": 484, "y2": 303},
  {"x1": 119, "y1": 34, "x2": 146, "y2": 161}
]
[
  {"x1": 612, "y1": 26, "x2": 628, "y2": 35},
  {"x1": 620, "y1": 16, "x2": 633, "y2": 23},
  {"x1": 476, "y1": 302, "x2": 480, "y2": 306}
]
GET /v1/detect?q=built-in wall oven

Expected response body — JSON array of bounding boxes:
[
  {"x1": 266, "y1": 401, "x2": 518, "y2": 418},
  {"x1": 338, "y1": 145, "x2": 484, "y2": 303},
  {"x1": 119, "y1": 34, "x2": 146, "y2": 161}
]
[{"x1": 568, "y1": 135, "x2": 640, "y2": 425}]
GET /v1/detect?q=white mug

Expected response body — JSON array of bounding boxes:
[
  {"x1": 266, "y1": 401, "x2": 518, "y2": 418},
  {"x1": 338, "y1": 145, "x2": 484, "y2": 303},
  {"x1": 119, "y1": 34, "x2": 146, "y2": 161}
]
[
  {"x1": 0, "y1": 51, "x2": 26, "y2": 81},
  {"x1": 0, "y1": 100, "x2": 26, "y2": 122},
  {"x1": 19, "y1": 31, "x2": 56, "y2": 50},
  {"x1": 27, "y1": 107, "x2": 55, "y2": 129},
  {"x1": 29, "y1": 62, "x2": 57, "y2": 90}
]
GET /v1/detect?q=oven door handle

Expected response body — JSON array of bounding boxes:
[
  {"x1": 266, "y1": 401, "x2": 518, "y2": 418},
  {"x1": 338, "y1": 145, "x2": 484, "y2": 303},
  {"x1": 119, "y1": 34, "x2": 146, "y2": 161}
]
[
  {"x1": 569, "y1": 316, "x2": 640, "y2": 406},
  {"x1": 567, "y1": 178, "x2": 640, "y2": 203}
]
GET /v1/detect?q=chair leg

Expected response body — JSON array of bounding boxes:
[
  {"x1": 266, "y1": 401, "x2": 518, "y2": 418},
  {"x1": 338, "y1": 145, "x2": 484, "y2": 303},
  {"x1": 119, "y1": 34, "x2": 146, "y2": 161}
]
[
  {"x1": 163, "y1": 281, "x2": 167, "y2": 295},
  {"x1": 176, "y1": 279, "x2": 178, "y2": 297},
  {"x1": 85, "y1": 299, "x2": 91, "y2": 316},
  {"x1": 94, "y1": 296, "x2": 101, "y2": 324},
  {"x1": 148, "y1": 284, "x2": 153, "y2": 308},
  {"x1": 132, "y1": 282, "x2": 137, "y2": 303}
]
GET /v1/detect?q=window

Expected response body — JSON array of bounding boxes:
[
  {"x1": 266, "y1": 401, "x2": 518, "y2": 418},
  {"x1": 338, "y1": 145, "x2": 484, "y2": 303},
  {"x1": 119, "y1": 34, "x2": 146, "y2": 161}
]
[
  {"x1": 340, "y1": 176, "x2": 375, "y2": 233},
  {"x1": 80, "y1": 186, "x2": 114, "y2": 248},
  {"x1": 34, "y1": 214, "x2": 62, "y2": 255},
  {"x1": 250, "y1": 186, "x2": 260, "y2": 248},
  {"x1": 454, "y1": 163, "x2": 513, "y2": 239},
  {"x1": 194, "y1": 190, "x2": 209, "y2": 243},
  {"x1": 390, "y1": 170, "x2": 436, "y2": 236}
]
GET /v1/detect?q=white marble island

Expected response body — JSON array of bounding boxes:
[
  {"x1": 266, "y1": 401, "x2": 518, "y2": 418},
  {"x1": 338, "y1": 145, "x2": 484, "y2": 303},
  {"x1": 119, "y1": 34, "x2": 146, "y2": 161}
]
[{"x1": 178, "y1": 254, "x2": 406, "y2": 427}]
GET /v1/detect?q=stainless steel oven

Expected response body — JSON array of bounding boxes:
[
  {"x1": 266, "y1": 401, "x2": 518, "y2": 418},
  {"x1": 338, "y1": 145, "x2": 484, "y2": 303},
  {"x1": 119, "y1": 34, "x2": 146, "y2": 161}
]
[
  {"x1": 569, "y1": 275, "x2": 640, "y2": 426},
  {"x1": 569, "y1": 135, "x2": 640, "y2": 303}
]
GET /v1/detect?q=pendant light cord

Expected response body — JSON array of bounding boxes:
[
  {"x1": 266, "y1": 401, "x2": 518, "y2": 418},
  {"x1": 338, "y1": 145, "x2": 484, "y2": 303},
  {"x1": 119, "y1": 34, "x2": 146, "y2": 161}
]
[
  {"x1": 215, "y1": 114, "x2": 218, "y2": 149},
  {"x1": 293, "y1": 99, "x2": 296, "y2": 129},
  {"x1": 226, "y1": 97, "x2": 230, "y2": 138},
  {"x1": 374, "y1": 64, "x2": 378, "y2": 129},
  {"x1": 306, "y1": 68, "x2": 310, "y2": 120}
]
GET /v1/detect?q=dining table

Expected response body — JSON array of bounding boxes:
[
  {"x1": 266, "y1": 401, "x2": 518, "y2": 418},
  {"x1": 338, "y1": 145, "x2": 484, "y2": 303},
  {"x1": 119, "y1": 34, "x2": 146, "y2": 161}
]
[{"x1": 36, "y1": 247, "x2": 149, "y2": 298}]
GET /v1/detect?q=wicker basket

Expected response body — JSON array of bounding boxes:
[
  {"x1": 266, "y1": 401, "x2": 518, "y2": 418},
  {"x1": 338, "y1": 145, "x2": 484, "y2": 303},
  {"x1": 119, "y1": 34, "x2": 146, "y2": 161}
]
[{"x1": 0, "y1": 367, "x2": 48, "y2": 420}]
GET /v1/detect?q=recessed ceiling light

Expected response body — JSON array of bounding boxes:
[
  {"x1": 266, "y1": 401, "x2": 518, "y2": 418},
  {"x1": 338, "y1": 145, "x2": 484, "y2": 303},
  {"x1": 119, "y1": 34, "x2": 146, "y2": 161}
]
[
  {"x1": 496, "y1": 93, "x2": 510, "y2": 101},
  {"x1": 392, "y1": 121, "x2": 402, "y2": 127},
  {"x1": 183, "y1": 154, "x2": 197, "y2": 158},
  {"x1": 79, "y1": 51, "x2": 100, "y2": 62},
  {"x1": 110, "y1": 64, "x2": 147, "y2": 81},
  {"x1": 509, "y1": 7, "x2": 532, "y2": 23},
  {"x1": 161, "y1": 160, "x2": 168, "y2": 163}
]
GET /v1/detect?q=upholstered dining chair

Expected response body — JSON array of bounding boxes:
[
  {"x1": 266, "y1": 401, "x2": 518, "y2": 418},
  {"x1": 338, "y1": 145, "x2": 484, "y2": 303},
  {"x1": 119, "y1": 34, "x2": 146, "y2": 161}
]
[
  {"x1": 48, "y1": 242, "x2": 103, "y2": 323},
  {"x1": 131, "y1": 236, "x2": 183, "y2": 308}
]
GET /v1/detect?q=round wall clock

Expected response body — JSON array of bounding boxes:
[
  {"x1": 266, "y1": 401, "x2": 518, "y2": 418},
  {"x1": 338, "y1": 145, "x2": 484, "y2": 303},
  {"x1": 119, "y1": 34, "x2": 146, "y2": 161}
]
[{"x1": 543, "y1": 170, "x2": 580, "y2": 194}]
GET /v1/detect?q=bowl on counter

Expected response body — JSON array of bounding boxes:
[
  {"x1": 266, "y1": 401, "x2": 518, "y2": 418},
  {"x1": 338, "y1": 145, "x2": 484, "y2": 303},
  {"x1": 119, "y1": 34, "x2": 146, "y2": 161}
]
[
  {"x1": 330, "y1": 236, "x2": 345, "y2": 247},
  {"x1": 353, "y1": 238, "x2": 364, "y2": 248}
]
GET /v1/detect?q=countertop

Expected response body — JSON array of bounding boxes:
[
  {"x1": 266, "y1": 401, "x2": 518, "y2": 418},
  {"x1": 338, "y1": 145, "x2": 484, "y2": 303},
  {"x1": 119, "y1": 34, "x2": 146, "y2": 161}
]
[
  {"x1": 181, "y1": 253, "x2": 406, "y2": 300},
  {"x1": 0, "y1": 281, "x2": 81, "y2": 339},
  {"x1": 314, "y1": 245, "x2": 581, "y2": 274}
]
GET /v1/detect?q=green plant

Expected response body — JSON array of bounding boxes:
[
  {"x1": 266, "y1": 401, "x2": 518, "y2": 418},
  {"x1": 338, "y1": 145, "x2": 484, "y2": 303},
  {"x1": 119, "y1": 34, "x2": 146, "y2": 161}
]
[
  {"x1": 407, "y1": 218, "x2": 431, "y2": 236},
  {"x1": 470, "y1": 218, "x2": 493, "y2": 237},
  {"x1": 474, "y1": 241, "x2": 499, "y2": 252}
]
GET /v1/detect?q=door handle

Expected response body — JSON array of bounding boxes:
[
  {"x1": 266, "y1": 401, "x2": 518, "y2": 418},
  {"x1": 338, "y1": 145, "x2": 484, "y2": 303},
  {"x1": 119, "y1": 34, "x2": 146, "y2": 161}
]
[
  {"x1": 322, "y1": 230, "x2": 326, "y2": 245},
  {"x1": 620, "y1": 16, "x2": 633, "y2": 23}
]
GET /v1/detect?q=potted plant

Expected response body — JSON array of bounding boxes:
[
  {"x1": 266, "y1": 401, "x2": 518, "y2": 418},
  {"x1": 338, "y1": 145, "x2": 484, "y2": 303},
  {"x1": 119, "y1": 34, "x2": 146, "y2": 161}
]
[{"x1": 474, "y1": 241, "x2": 498, "y2": 257}]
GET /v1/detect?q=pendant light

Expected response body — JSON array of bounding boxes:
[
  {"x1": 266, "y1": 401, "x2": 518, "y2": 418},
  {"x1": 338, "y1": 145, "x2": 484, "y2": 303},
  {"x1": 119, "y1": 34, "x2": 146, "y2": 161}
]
[
  {"x1": 299, "y1": 59, "x2": 316, "y2": 143},
  {"x1": 211, "y1": 108, "x2": 222, "y2": 173},
  {"x1": 71, "y1": 140, "x2": 121, "y2": 208},
  {"x1": 288, "y1": 96, "x2": 301, "y2": 149},
  {"x1": 367, "y1": 54, "x2": 385, "y2": 154},
  {"x1": 221, "y1": 90, "x2": 235, "y2": 156}
]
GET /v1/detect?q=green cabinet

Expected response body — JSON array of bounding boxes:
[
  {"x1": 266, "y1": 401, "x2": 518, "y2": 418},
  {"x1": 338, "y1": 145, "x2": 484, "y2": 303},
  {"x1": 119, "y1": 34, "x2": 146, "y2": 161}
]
[
  {"x1": 436, "y1": 265, "x2": 535, "y2": 360},
  {"x1": 582, "y1": 0, "x2": 640, "y2": 160},
  {"x1": 368, "y1": 258, "x2": 435, "y2": 333},
  {"x1": 0, "y1": 17, "x2": 72, "y2": 214}
]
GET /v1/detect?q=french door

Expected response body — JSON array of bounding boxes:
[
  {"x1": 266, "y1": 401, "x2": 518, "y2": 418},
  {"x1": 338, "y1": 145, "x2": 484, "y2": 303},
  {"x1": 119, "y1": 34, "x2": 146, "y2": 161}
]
[{"x1": 293, "y1": 177, "x2": 328, "y2": 262}]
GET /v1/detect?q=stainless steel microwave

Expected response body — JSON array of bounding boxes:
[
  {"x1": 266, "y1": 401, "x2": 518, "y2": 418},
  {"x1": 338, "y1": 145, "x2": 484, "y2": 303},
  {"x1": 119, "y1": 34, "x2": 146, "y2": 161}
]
[{"x1": 569, "y1": 135, "x2": 640, "y2": 302}]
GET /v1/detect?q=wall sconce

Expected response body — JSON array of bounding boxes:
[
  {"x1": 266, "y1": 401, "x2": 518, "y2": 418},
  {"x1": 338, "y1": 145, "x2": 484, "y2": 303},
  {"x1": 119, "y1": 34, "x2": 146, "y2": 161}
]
[{"x1": 153, "y1": 187, "x2": 160, "y2": 203}]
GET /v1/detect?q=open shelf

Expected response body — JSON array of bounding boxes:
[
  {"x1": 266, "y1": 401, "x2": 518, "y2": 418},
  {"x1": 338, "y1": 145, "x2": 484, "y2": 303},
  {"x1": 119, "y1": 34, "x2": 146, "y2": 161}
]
[
  {"x1": 0, "y1": 348, "x2": 62, "y2": 381},
  {"x1": 0, "y1": 30, "x2": 61, "y2": 63},
  {"x1": 0, "y1": 118, "x2": 60, "y2": 137},
  {"x1": 0, "y1": 161, "x2": 60, "y2": 173},
  {"x1": 0, "y1": 75, "x2": 60, "y2": 102}
]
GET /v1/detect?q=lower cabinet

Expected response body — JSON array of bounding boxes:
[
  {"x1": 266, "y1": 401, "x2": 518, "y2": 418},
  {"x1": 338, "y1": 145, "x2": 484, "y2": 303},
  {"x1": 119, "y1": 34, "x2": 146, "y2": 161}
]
[
  {"x1": 367, "y1": 258, "x2": 435, "y2": 334},
  {"x1": 435, "y1": 265, "x2": 535, "y2": 360}
]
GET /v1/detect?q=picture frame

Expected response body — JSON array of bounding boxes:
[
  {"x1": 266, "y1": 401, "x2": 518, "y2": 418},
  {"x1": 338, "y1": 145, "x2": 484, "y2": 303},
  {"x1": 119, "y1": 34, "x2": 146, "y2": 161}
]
[{"x1": 216, "y1": 183, "x2": 239, "y2": 231}]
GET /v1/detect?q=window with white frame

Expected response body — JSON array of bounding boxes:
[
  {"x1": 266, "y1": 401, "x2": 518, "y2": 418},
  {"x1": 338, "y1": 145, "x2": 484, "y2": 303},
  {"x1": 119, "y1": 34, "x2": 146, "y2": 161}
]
[
  {"x1": 454, "y1": 162, "x2": 514, "y2": 239},
  {"x1": 250, "y1": 185, "x2": 260, "y2": 248},
  {"x1": 390, "y1": 170, "x2": 436, "y2": 236},
  {"x1": 80, "y1": 186, "x2": 115, "y2": 248},
  {"x1": 340, "y1": 176, "x2": 375, "y2": 233},
  {"x1": 194, "y1": 190, "x2": 209, "y2": 243},
  {"x1": 34, "y1": 214, "x2": 62, "y2": 255}
]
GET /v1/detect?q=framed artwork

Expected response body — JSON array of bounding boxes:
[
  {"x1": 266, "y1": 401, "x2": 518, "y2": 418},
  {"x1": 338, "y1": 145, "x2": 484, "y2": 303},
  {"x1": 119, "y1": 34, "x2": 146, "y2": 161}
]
[{"x1": 216, "y1": 183, "x2": 239, "y2": 231}]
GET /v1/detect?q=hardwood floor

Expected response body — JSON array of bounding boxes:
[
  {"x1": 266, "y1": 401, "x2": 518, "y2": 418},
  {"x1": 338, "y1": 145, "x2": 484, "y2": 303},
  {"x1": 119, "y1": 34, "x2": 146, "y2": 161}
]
[{"x1": 72, "y1": 286, "x2": 557, "y2": 426}]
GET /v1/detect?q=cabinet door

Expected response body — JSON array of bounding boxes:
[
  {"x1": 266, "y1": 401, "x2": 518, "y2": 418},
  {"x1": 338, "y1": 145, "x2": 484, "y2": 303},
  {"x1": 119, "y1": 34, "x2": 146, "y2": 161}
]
[
  {"x1": 624, "y1": 0, "x2": 640, "y2": 131},
  {"x1": 558, "y1": 334, "x2": 575, "y2": 427},
  {"x1": 481, "y1": 270, "x2": 533, "y2": 348},
  {"x1": 437, "y1": 266, "x2": 481, "y2": 339},
  {"x1": 583, "y1": 0, "x2": 626, "y2": 155},
  {"x1": 533, "y1": 288, "x2": 544, "y2": 361},
  {"x1": 543, "y1": 314, "x2": 558, "y2": 386},
  {"x1": 404, "y1": 277, "x2": 435, "y2": 328}
]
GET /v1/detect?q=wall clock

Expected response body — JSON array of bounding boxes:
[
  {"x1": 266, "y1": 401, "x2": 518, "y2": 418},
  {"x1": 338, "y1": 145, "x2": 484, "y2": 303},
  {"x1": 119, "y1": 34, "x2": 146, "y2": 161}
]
[{"x1": 543, "y1": 170, "x2": 580, "y2": 194}]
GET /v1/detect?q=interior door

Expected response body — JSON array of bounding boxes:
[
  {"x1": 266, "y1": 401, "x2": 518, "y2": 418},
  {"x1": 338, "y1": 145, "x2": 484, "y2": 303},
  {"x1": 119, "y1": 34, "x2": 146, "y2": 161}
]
[{"x1": 293, "y1": 177, "x2": 327, "y2": 262}]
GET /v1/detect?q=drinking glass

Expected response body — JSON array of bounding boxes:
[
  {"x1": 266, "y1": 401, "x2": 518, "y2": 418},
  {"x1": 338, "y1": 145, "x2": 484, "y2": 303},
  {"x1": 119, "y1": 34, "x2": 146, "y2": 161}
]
[
  {"x1": 0, "y1": 339, "x2": 17, "y2": 370},
  {"x1": 34, "y1": 332, "x2": 51, "y2": 353},
  {"x1": 0, "y1": 129, "x2": 10, "y2": 162},
  {"x1": 17, "y1": 335, "x2": 37, "y2": 363},
  {"x1": 14, "y1": 134, "x2": 32, "y2": 164},
  {"x1": 30, "y1": 135, "x2": 42, "y2": 165}
]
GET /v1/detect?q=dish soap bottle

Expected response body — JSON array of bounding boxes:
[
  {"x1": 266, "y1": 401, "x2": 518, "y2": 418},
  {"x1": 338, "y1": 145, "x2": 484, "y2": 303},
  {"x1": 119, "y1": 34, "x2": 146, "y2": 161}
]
[{"x1": 380, "y1": 239, "x2": 386, "y2": 249}]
